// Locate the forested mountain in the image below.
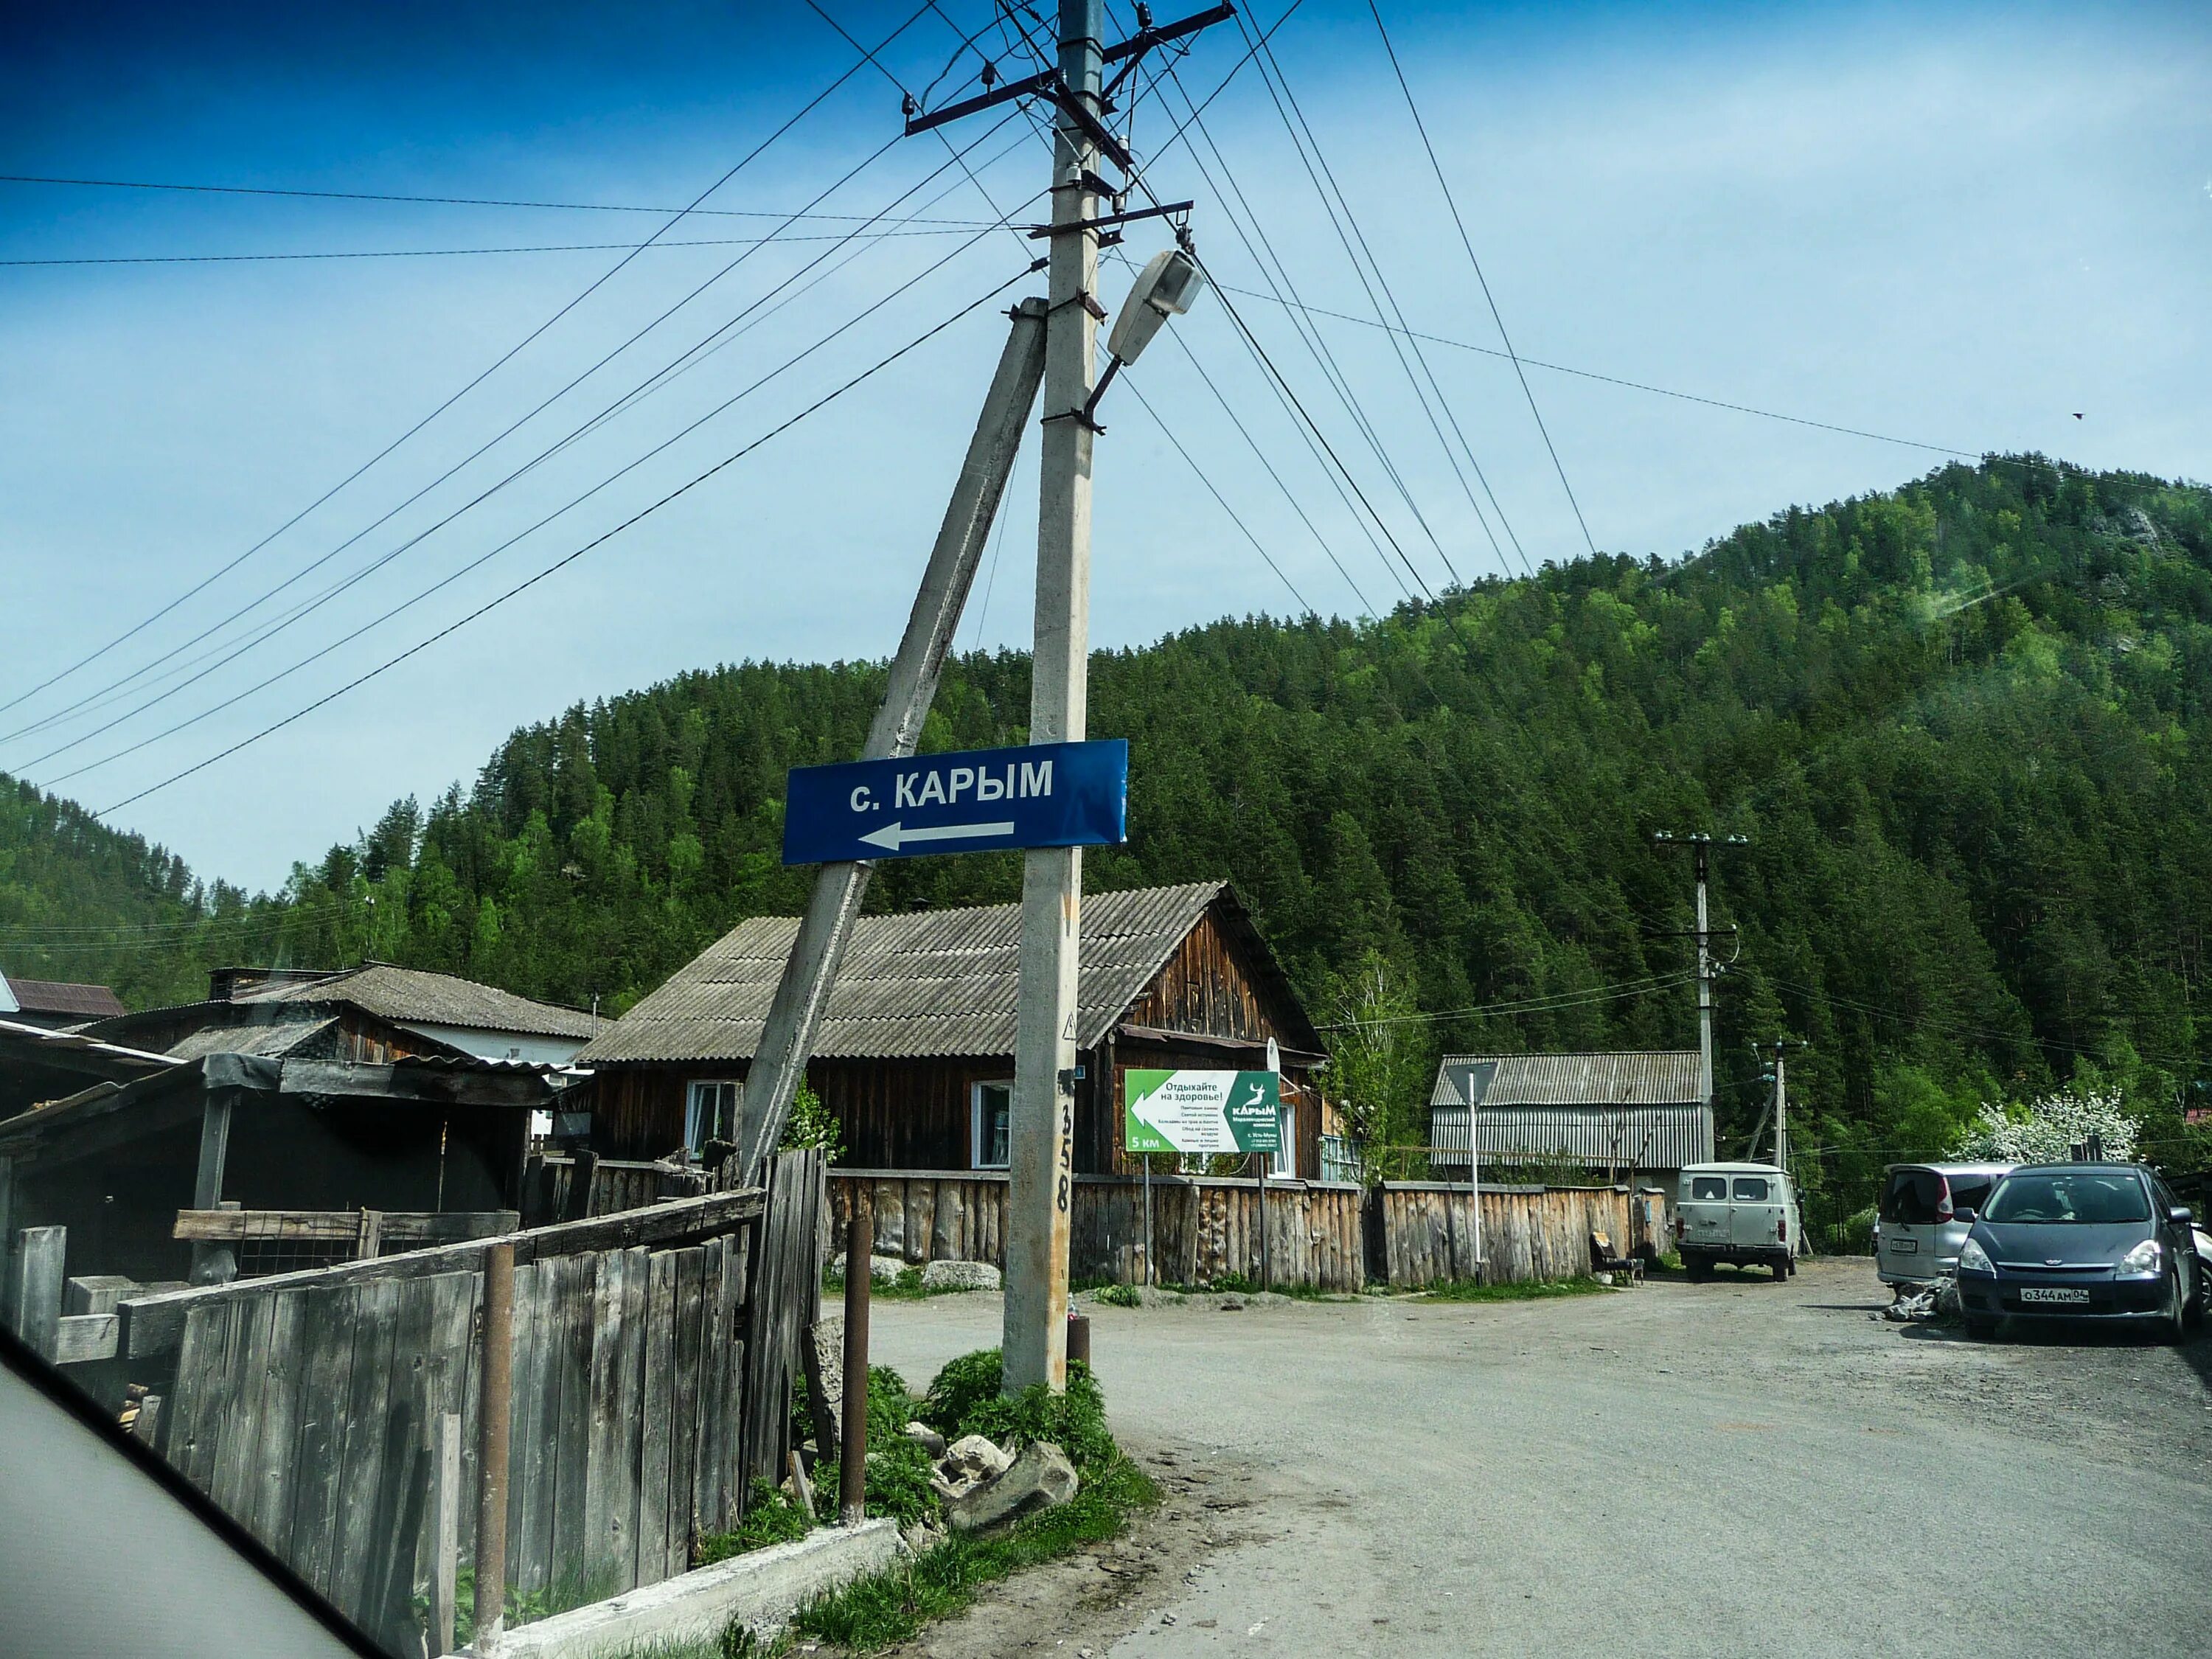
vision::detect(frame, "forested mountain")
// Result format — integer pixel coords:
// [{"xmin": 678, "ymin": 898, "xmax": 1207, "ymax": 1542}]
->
[
  {"xmin": 0, "ymin": 778, "xmax": 285, "ymax": 1009},
  {"xmin": 7, "ymin": 457, "xmax": 2210, "ymax": 1209}
]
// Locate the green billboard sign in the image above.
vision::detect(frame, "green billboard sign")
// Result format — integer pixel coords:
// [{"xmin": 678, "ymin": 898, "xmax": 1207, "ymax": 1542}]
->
[{"xmin": 1123, "ymin": 1069, "xmax": 1281, "ymax": 1156}]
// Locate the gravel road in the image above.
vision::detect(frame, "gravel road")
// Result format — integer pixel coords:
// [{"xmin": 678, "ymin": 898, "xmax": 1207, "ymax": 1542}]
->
[{"xmin": 863, "ymin": 1259, "xmax": 2212, "ymax": 1658}]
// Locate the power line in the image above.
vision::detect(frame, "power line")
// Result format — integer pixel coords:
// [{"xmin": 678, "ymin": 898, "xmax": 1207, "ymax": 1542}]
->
[
  {"xmin": 0, "ymin": 1, "xmax": 939, "ymax": 724},
  {"xmin": 94, "ymin": 262, "xmax": 1040, "ymax": 818},
  {"xmin": 5, "ymin": 120, "xmax": 1027, "ymax": 763},
  {"xmin": 1367, "ymin": 0, "xmax": 1600, "ymax": 560},
  {"xmin": 0, "ymin": 223, "xmax": 995, "ymax": 267},
  {"xmin": 0, "ymin": 171, "xmax": 987, "ymax": 222},
  {"xmin": 38, "ymin": 196, "xmax": 1046, "ymax": 794},
  {"xmin": 1121, "ymin": 373, "xmax": 1315, "ymax": 614},
  {"xmin": 1240, "ymin": 27, "xmax": 1523, "ymax": 583},
  {"xmin": 1214, "ymin": 285, "xmax": 1986, "ymax": 459},
  {"xmin": 1315, "ymin": 970, "xmax": 1697, "ymax": 1031}
]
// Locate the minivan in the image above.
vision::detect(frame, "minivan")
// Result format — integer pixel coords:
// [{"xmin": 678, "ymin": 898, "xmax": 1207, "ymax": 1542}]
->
[
  {"xmin": 1872, "ymin": 1162, "xmax": 2011, "ymax": 1290},
  {"xmin": 1675, "ymin": 1162, "xmax": 1801, "ymax": 1280}
]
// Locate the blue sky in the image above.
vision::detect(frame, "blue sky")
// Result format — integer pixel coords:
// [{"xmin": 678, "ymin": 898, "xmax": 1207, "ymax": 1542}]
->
[{"xmin": 3, "ymin": 0, "xmax": 2206, "ymax": 892}]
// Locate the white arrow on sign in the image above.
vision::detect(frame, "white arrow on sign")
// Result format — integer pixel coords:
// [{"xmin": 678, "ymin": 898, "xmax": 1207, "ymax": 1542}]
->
[{"xmin": 856, "ymin": 818, "xmax": 1017, "ymax": 852}]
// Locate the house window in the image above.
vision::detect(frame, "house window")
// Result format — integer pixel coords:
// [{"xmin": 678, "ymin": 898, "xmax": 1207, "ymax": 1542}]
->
[
  {"xmin": 972, "ymin": 1080, "xmax": 1013, "ymax": 1169},
  {"xmin": 685, "ymin": 1079, "xmax": 740, "ymax": 1155}
]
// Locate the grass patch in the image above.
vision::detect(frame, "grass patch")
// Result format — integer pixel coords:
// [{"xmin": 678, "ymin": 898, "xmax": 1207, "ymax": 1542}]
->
[
  {"xmin": 695, "ymin": 1482, "xmax": 815, "ymax": 1567},
  {"xmin": 1202, "ymin": 1273, "xmax": 1345, "ymax": 1301},
  {"xmin": 1416, "ymin": 1274, "xmax": 1619, "ymax": 1304},
  {"xmin": 790, "ymin": 1453, "xmax": 1161, "ymax": 1651},
  {"xmin": 1091, "ymin": 1281, "xmax": 1144, "ymax": 1308},
  {"xmin": 788, "ymin": 1346, "xmax": 1158, "ymax": 1651}
]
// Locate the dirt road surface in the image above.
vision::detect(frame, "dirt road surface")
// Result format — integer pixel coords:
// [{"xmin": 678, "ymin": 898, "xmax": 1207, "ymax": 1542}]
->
[{"xmin": 862, "ymin": 1259, "xmax": 2212, "ymax": 1658}]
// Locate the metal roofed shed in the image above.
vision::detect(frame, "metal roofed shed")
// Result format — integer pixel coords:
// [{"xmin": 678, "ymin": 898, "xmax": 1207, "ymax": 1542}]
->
[
  {"xmin": 0, "ymin": 973, "xmax": 128, "ymax": 1029},
  {"xmin": 578, "ymin": 880, "xmax": 1330, "ymax": 1179},
  {"xmin": 83, "ymin": 962, "xmax": 607, "ymax": 1068},
  {"xmin": 1428, "ymin": 1051, "xmax": 1714, "ymax": 1183}
]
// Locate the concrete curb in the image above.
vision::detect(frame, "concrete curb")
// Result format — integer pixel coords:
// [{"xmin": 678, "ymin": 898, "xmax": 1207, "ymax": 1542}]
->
[{"xmin": 476, "ymin": 1520, "xmax": 907, "ymax": 1658}]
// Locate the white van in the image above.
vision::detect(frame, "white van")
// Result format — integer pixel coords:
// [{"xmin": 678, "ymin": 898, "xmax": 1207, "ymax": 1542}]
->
[{"xmin": 1675, "ymin": 1161, "xmax": 1801, "ymax": 1281}]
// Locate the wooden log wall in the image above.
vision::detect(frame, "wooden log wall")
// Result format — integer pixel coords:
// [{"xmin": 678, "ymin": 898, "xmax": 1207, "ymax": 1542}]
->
[
  {"xmin": 825, "ymin": 1169, "xmax": 1366, "ymax": 1293},
  {"xmin": 1372, "ymin": 1183, "xmax": 1632, "ymax": 1287},
  {"xmin": 131, "ymin": 1174, "xmax": 828, "ymax": 1654}
]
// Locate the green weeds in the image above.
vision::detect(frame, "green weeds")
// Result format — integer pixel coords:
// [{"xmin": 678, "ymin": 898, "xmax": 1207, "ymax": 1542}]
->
[{"xmin": 1416, "ymin": 1274, "xmax": 1618, "ymax": 1304}]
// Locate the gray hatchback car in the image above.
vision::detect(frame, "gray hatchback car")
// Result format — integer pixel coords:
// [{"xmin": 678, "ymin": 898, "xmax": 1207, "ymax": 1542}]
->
[{"xmin": 1873, "ymin": 1162, "xmax": 2012, "ymax": 1290}]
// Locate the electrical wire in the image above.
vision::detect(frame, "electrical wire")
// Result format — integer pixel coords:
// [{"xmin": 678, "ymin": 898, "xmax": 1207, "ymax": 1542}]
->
[
  {"xmin": 36, "ymin": 196, "xmax": 1046, "ymax": 793},
  {"xmin": 1238, "ymin": 36, "xmax": 1494, "ymax": 584},
  {"xmin": 1241, "ymin": 30, "xmax": 1532, "ymax": 579},
  {"xmin": 0, "ymin": 223, "xmax": 995, "ymax": 267},
  {"xmin": 1213, "ymin": 286, "xmax": 1988, "ymax": 459},
  {"xmin": 93, "ymin": 262, "xmax": 1041, "ymax": 818},
  {"xmin": 0, "ymin": 171, "xmax": 986, "ymax": 221},
  {"xmin": 1366, "ymin": 0, "xmax": 1599, "ymax": 560},
  {"xmin": 1315, "ymin": 970, "xmax": 1698, "ymax": 1030},
  {"xmin": 4, "ymin": 119, "xmax": 1028, "ymax": 764},
  {"xmin": 1121, "ymin": 372, "xmax": 1315, "ymax": 613},
  {"xmin": 0, "ymin": 1, "xmax": 940, "ymax": 723}
]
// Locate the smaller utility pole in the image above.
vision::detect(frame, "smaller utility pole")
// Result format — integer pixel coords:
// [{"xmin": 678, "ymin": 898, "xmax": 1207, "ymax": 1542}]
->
[
  {"xmin": 1772, "ymin": 1041, "xmax": 1789, "ymax": 1179},
  {"xmin": 1652, "ymin": 832, "xmax": 1747, "ymax": 1145}
]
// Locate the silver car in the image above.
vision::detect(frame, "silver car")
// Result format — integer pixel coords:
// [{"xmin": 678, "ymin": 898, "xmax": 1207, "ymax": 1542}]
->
[{"xmin": 1874, "ymin": 1161, "xmax": 2012, "ymax": 1289}]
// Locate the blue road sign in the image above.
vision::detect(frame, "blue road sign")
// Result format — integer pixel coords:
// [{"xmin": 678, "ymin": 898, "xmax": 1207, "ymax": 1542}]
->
[{"xmin": 782, "ymin": 739, "xmax": 1128, "ymax": 866}]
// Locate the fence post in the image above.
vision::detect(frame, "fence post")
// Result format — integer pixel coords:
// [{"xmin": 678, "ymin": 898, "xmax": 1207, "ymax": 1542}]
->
[
  {"xmin": 11, "ymin": 1226, "xmax": 65, "ymax": 1361},
  {"xmin": 433, "ymin": 1410, "xmax": 462, "ymax": 1655},
  {"xmin": 838, "ymin": 1197, "xmax": 870, "ymax": 1526},
  {"xmin": 474, "ymin": 1242, "xmax": 515, "ymax": 1652},
  {"xmin": 1254, "ymin": 1156, "xmax": 1271, "ymax": 1292},
  {"xmin": 1141, "ymin": 1155, "xmax": 1153, "ymax": 1289}
]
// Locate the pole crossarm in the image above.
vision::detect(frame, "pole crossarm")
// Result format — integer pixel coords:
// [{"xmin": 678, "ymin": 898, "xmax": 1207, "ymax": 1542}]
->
[{"xmin": 904, "ymin": 1, "xmax": 1234, "ymax": 178}]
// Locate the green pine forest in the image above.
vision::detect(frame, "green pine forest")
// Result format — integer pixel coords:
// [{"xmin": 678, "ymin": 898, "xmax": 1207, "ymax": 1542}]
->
[{"xmin": 7, "ymin": 457, "xmax": 2211, "ymax": 1220}]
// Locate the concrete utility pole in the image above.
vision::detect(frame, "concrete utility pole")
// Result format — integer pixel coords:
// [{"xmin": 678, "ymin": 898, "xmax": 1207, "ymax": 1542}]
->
[
  {"xmin": 1772, "ymin": 1040, "xmax": 1788, "ymax": 1178},
  {"xmin": 1004, "ymin": 0, "xmax": 1107, "ymax": 1395},
  {"xmin": 735, "ymin": 301, "xmax": 1048, "ymax": 1181},
  {"xmin": 1652, "ymin": 832, "xmax": 1746, "ymax": 1147}
]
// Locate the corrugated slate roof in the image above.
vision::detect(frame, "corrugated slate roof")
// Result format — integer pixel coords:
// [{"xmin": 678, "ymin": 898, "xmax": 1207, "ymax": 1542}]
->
[
  {"xmin": 2, "ymin": 976, "xmax": 127, "ymax": 1020},
  {"xmin": 234, "ymin": 964, "xmax": 605, "ymax": 1040},
  {"xmin": 581, "ymin": 882, "xmax": 1233, "ymax": 1065},
  {"xmin": 1429, "ymin": 1103, "xmax": 1715, "ymax": 1171},
  {"xmin": 164, "ymin": 1018, "xmax": 336, "ymax": 1062},
  {"xmin": 1429, "ymin": 1051, "xmax": 1703, "ymax": 1109}
]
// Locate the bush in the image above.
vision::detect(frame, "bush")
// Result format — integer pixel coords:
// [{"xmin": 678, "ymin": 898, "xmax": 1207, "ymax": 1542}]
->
[
  {"xmin": 917, "ymin": 1348, "xmax": 1116, "ymax": 1475},
  {"xmin": 917, "ymin": 1347, "xmax": 1006, "ymax": 1439},
  {"xmin": 809, "ymin": 1364, "xmax": 940, "ymax": 1528},
  {"xmin": 1093, "ymin": 1282, "xmax": 1142, "ymax": 1308},
  {"xmin": 695, "ymin": 1482, "xmax": 814, "ymax": 1566},
  {"xmin": 1826, "ymin": 1205, "xmax": 1877, "ymax": 1255}
]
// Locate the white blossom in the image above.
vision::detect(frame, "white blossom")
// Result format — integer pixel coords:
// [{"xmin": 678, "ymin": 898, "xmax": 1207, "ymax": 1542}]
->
[{"xmin": 1954, "ymin": 1089, "xmax": 2138, "ymax": 1164}]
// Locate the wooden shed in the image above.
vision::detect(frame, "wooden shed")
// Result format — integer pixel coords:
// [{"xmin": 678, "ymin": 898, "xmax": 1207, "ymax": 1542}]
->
[{"xmin": 577, "ymin": 880, "xmax": 1329, "ymax": 1178}]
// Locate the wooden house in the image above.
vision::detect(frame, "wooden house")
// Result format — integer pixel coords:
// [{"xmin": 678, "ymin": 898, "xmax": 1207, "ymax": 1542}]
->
[{"xmin": 576, "ymin": 880, "xmax": 1329, "ymax": 1178}]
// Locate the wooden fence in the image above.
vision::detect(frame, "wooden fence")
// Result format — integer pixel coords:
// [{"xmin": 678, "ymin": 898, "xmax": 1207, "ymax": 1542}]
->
[
  {"xmin": 828, "ymin": 1169, "xmax": 1367, "ymax": 1293},
  {"xmin": 523, "ymin": 1152, "xmax": 711, "ymax": 1226},
  {"xmin": 74, "ymin": 1155, "xmax": 823, "ymax": 1654},
  {"xmin": 1368, "ymin": 1182, "xmax": 1632, "ymax": 1287},
  {"xmin": 826, "ymin": 1169, "xmax": 1636, "ymax": 1292}
]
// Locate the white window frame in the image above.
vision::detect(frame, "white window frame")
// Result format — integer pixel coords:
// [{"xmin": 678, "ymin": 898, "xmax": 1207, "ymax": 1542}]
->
[
  {"xmin": 684, "ymin": 1079, "xmax": 742, "ymax": 1155},
  {"xmin": 971, "ymin": 1079, "xmax": 1015, "ymax": 1170}
]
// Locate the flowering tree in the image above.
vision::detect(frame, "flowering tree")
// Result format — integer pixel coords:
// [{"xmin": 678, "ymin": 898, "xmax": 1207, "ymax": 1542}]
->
[{"xmin": 1954, "ymin": 1089, "xmax": 2138, "ymax": 1164}]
